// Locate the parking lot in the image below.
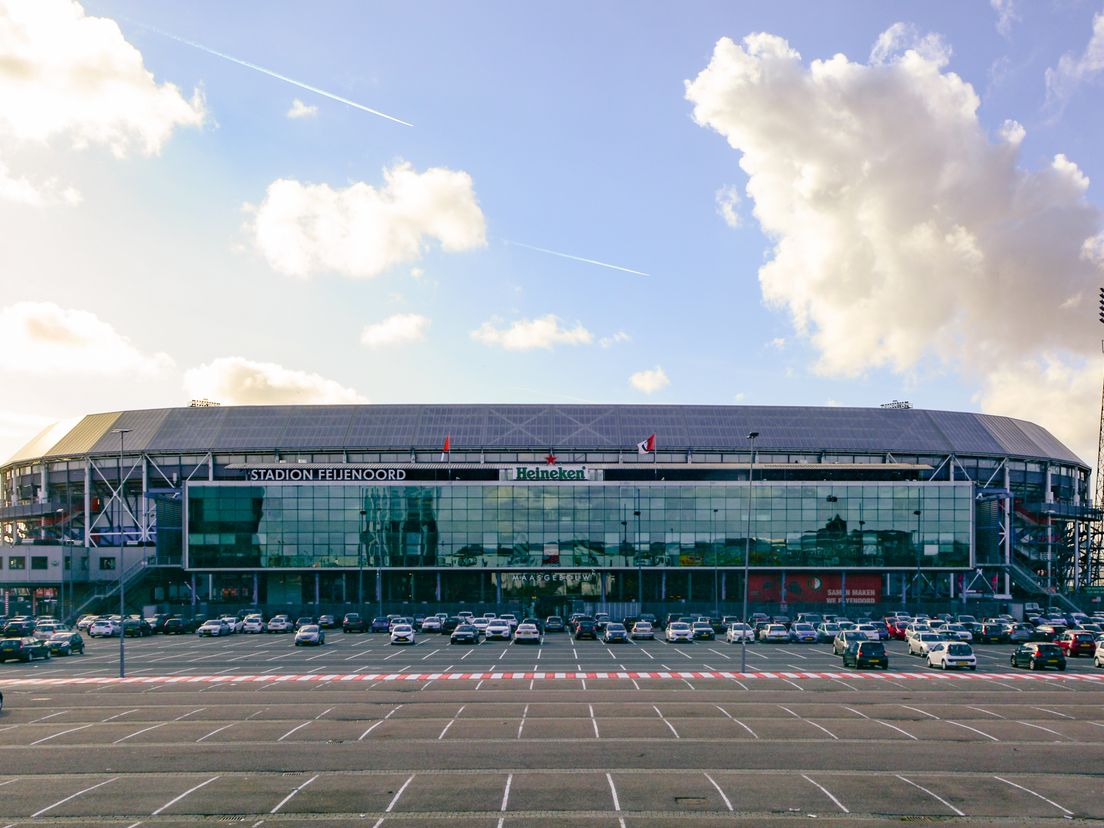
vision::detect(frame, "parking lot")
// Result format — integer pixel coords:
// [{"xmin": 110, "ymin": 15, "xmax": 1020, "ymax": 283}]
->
[{"xmin": 1, "ymin": 631, "xmax": 1103, "ymax": 824}]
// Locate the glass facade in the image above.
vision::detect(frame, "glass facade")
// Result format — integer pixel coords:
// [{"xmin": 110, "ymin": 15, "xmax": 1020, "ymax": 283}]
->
[{"xmin": 186, "ymin": 481, "xmax": 973, "ymax": 570}]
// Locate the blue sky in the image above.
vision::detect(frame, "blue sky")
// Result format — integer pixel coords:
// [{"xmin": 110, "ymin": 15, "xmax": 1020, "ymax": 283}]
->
[{"xmin": 1, "ymin": 1, "xmax": 1102, "ymax": 463}]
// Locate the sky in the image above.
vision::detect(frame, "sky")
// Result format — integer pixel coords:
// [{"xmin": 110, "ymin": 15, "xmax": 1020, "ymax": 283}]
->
[{"xmin": 1, "ymin": 0, "xmax": 1103, "ymax": 466}]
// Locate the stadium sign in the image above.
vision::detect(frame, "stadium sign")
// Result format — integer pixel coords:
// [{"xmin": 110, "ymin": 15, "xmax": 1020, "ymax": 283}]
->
[
  {"xmin": 247, "ymin": 467, "xmax": 408, "ymax": 482},
  {"xmin": 508, "ymin": 466, "xmax": 592, "ymax": 481}
]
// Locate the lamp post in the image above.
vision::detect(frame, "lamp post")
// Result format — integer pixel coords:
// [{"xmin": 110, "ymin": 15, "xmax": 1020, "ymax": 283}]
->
[
  {"xmin": 913, "ymin": 508, "xmax": 922, "ymax": 611},
  {"xmin": 634, "ymin": 499, "xmax": 642, "ymax": 611},
  {"xmin": 358, "ymin": 509, "xmax": 367, "ymax": 618},
  {"xmin": 111, "ymin": 427, "xmax": 131, "ymax": 678},
  {"xmin": 55, "ymin": 508, "xmax": 64, "ymax": 621},
  {"xmin": 741, "ymin": 431, "xmax": 759, "ymax": 674},
  {"xmin": 712, "ymin": 507, "xmax": 719, "ymax": 619}
]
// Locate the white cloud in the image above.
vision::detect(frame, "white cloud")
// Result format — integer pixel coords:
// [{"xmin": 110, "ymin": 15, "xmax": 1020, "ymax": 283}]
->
[
  {"xmin": 685, "ymin": 31, "xmax": 1103, "ymax": 382},
  {"xmin": 599, "ymin": 331, "xmax": 631, "ymax": 348},
  {"xmin": 471, "ymin": 315, "xmax": 593, "ymax": 351},
  {"xmin": 0, "ymin": 158, "xmax": 81, "ymax": 206},
  {"xmin": 715, "ymin": 185, "xmax": 742, "ymax": 228},
  {"xmin": 1046, "ymin": 11, "xmax": 1104, "ymax": 110},
  {"xmin": 183, "ymin": 356, "xmax": 367, "ymax": 405},
  {"xmin": 629, "ymin": 365, "xmax": 669, "ymax": 394},
  {"xmin": 0, "ymin": 0, "xmax": 206, "ymax": 155},
  {"xmin": 360, "ymin": 313, "xmax": 430, "ymax": 348},
  {"xmin": 990, "ymin": 0, "xmax": 1019, "ymax": 36},
  {"xmin": 250, "ymin": 160, "xmax": 486, "ymax": 279},
  {"xmin": 0, "ymin": 301, "xmax": 172, "ymax": 375},
  {"xmin": 977, "ymin": 355, "xmax": 1097, "ymax": 465},
  {"xmin": 768, "ymin": 337, "xmax": 786, "ymax": 350},
  {"xmin": 286, "ymin": 98, "xmax": 318, "ymax": 119},
  {"xmin": 869, "ymin": 22, "xmax": 950, "ymax": 66}
]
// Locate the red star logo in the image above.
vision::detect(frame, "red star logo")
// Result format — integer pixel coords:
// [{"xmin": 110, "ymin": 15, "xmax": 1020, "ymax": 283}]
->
[{"xmin": 545, "ymin": 453, "xmax": 557, "ymax": 465}]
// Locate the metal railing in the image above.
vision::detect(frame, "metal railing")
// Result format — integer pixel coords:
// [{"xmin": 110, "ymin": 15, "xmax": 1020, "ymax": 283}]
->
[{"xmin": 70, "ymin": 556, "xmax": 152, "ymax": 619}]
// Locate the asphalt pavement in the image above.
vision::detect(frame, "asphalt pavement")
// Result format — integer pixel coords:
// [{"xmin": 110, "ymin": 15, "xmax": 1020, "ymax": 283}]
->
[{"xmin": 0, "ymin": 631, "xmax": 1102, "ymax": 825}]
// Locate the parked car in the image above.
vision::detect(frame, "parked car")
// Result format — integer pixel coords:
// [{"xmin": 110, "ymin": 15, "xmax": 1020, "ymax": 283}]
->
[
  {"xmin": 842, "ymin": 640, "xmax": 887, "ymax": 669},
  {"xmin": 691, "ymin": 622, "xmax": 715, "ymax": 641},
  {"xmin": 908, "ymin": 633, "xmax": 948, "ymax": 657},
  {"xmin": 974, "ymin": 623, "xmax": 1006, "ymax": 644},
  {"xmin": 89, "ymin": 619, "xmax": 120, "ymax": 638},
  {"xmin": 725, "ymin": 623, "xmax": 755, "ymax": 643},
  {"xmin": 390, "ymin": 624, "xmax": 415, "ymax": 645},
  {"xmin": 665, "ymin": 622, "xmax": 692, "ymax": 643},
  {"xmin": 604, "ymin": 623, "xmax": 629, "ymax": 643},
  {"xmin": 293, "ymin": 617, "xmax": 315, "ymax": 631},
  {"xmin": 514, "ymin": 623, "xmax": 541, "ymax": 644},
  {"xmin": 1010, "ymin": 643, "xmax": 1066, "ymax": 671},
  {"xmin": 242, "ymin": 615, "xmax": 266, "ymax": 634},
  {"xmin": 1095, "ymin": 640, "xmax": 1104, "ymax": 668},
  {"xmin": 0, "ymin": 637, "xmax": 50, "ymax": 662},
  {"xmin": 485, "ymin": 620, "xmax": 513, "ymax": 641},
  {"xmin": 369, "ymin": 616, "xmax": 391, "ymax": 634},
  {"xmin": 294, "ymin": 624, "xmax": 325, "ymax": 646},
  {"xmin": 450, "ymin": 624, "xmax": 479, "ymax": 645},
  {"xmin": 162, "ymin": 618, "xmax": 186, "ymax": 635},
  {"xmin": 266, "ymin": 616, "xmax": 293, "ymax": 634},
  {"xmin": 46, "ymin": 631, "xmax": 85, "ymax": 656},
  {"xmin": 759, "ymin": 624, "xmax": 790, "ymax": 643},
  {"xmin": 631, "ymin": 621, "xmax": 655, "ymax": 640},
  {"xmin": 574, "ymin": 620, "xmax": 598, "ymax": 640},
  {"xmin": 1056, "ymin": 630, "xmax": 1097, "ymax": 658},
  {"xmin": 440, "ymin": 617, "xmax": 461, "ymax": 634},
  {"xmin": 123, "ymin": 619, "xmax": 152, "ymax": 638},
  {"xmin": 218, "ymin": 616, "xmax": 243, "ymax": 634},
  {"xmin": 544, "ymin": 616, "xmax": 565, "ymax": 633},
  {"xmin": 833, "ymin": 631, "xmax": 868, "ymax": 655},
  {"xmin": 789, "ymin": 623, "xmax": 817, "ymax": 643},
  {"xmin": 316, "ymin": 615, "xmax": 335, "ymax": 629},
  {"xmin": 421, "ymin": 617, "xmax": 443, "ymax": 633},
  {"xmin": 197, "ymin": 619, "xmax": 230, "ymax": 637},
  {"xmin": 927, "ymin": 642, "xmax": 976, "ymax": 670},
  {"xmin": 943, "ymin": 623, "xmax": 973, "ymax": 642}
]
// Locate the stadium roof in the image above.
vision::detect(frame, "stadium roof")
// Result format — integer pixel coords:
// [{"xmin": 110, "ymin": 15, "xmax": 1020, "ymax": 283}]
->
[{"xmin": 4, "ymin": 404, "xmax": 1086, "ymax": 468}]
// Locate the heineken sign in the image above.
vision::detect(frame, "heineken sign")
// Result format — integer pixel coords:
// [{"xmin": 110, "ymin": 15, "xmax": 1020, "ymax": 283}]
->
[{"xmin": 509, "ymin": 466, "xmax": 592, "ymax": 481}]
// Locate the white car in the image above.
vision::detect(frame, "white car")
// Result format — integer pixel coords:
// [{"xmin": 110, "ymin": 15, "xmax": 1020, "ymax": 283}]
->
[
  {"xmin": 631, "ymin": 621, "xmax": 655, "ymax": 640},
  {"xmin": 219, "ymin": 616, "xmax": 243, "ymax": 634},
  {"xmin": 665, "ymin": 622, "xmax": 692, "ymax": 642},
  {"xmin": 1095, "ymin": 640, "xmax": 1104, "ymax": 668},
  {"xmin": 499, "ymin": 613, "xmax": 519, "ymax": 630},
  {"xmin": 725, "ymin": 623, "xmax": 755, "ymax": 643},
  {"xmin": 908, "ymin": 632, "xmax": 947, "ymax": 656},
  {"xmin": 390, "ymin": 624, "xmax": 415, "ymax": 645},
  {"xmin": 471, "ymin": 617, "xmax": 491, "ymax": 636},
  {"xmin": 267, "ymin": 616, "xmax": 292, "ymax": 633},
  {"xmin": 197, "ymin": 620, "xmax": 230, "ymax": 637},
  {"xmin": 294, "ymin": 624, "xmax": 325, "ymax": 646},
  {"xmin": 513, "ymin": 623, "xmax": 541, "ymax": 644},
  {"xmin": 89, "ymin": 619, "xmax": 120, "ymax": 638},
  {"xmin": 943, "ymin": 624, "xmax": 973, "ymax": 642},
  {"xmin": 927, "ymin": 641, "xmax": 977, "ymax": 670},
  {"xmin": 759, "ymin": 624, "xmax": 790, "ymax": 643},
  {"xmin": 420, "ymin": 617, "xmax": 442, "ymax": 633},
  {"xmin": 485, "ymin": 620, "xmax": 512, "ymax": 640},
  {"xmin": 242, "ymin": 615, "xmax": 265, "ymax": 634},
  {"xmin": 855, "ymin": 624, "xmax": 880, "ymax": 640}
]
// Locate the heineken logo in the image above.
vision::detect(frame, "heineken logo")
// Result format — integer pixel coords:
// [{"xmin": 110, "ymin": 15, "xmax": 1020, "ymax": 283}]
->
[{"xmin": 511, "ymin": 466, "xmax": 589, "ymax": 481}]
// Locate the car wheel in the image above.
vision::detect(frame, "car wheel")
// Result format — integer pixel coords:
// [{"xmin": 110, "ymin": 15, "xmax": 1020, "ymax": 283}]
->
[
  {"xmin": 927, "ymin": 659, "xmax": 934, "ymax": 668},
  {"xmin": 969, "ymin": 665, "xmax": 976, "ymax": 671},
  {"xmin": 1058, "ymin": 665, "xmax": 1066, "ymax": 672}
]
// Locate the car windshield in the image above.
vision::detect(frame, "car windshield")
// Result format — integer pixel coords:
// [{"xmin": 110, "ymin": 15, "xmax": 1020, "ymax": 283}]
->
[
  {"xmin": 299, "ymin": 626, "xmax": 319, "ymax": 633},
  {"xmin": 607, "ymin": 624, "xmax": 625, "ymax": 632},
  {"xmin": 635, "ymin": 622, "xmax": 652, "ymax": 628},
  {"xmin": 857, "ymin": 644, "xmax": 884, "ymax": 654},
  {"xmin": 670, "ymin": 623, "xmax": 690, "ymax": 630},
  {"xmin": 793, "ymin": 624, "xmax": 813, "ymax": 631},
  {"xmin": 48, "ymin": 633, "xmax": 70, "ymax": 640},
  {"xmin": 455, "ymin": 625, "xmax": 475, "ymax": 633},
  {"xmin": 1036, "ymin": 644, "xmax": 1062, "ymax": 654},
  {"xmin": 947, "ymin": 644, "xmax": 972, "ymax": 655},
  {"xmin": 393, "ymin": 625, "xmax": 412, "ymax": 633}
]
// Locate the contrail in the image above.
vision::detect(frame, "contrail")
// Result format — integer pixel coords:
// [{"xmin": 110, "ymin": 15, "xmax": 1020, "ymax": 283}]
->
[
  {"xmin": 505, "ymin": 240, "xmax": 649, "ymax": 277},
  {"xmin": 125, "ymin": 19, "xmax": 413, "ymax": 127}
]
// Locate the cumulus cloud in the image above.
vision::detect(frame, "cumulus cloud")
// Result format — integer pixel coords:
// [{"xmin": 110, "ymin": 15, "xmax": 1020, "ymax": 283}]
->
[
  {"xmin": 685, "ymin": 29, "xmax": 1104, "ymax": 462},
  {"xmin": 286, "ymin": 98, "xmax": 318, "ymax": 119},
  {"xmin": 599, "ymin": 331, "xmax": 631, "ymax": 348},
  {"xmin": 629, "ymin": 366, "xmax": 669, "ymax": 394},
  {"xmin": 250, "ymin": 160, "xmax": 486, "ymax": 279},
  {"xmin": 184, "ymin": 357, "xmax": 367, "ymax": 405},
  {"xmin": 1046, "ymin": 11, "xmax": 1104, "ymax": 109},
  {"xmin": 0, "ymin": 158, "xmax": 81, "ymax": 206},
  {"xmin": 360, "ymin": 313, "xmax": 430, "ymax": 348},
  {"xmin": 715, "ymin": 185, "xmax": 742, "ymax": 228},
  {"xmin": 471, "ymin": 315, "xmax": 593, "ymax": 351},
  {"xmin": 0, "ymin": 301, "xmax": 172, "ymax": 375},
  {"xmin": 0, "ymin": 0, "xmax": 205, "ymax": 154}
]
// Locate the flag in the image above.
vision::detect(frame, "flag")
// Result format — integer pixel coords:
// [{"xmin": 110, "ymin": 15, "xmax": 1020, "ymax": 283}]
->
[
  {"xmin": 636, "ymin": 433, "xmax": 655, "ymax": 454},
  {"xmin": 440, "ymin": 434, "xmax": 450, "ymax": 462}
]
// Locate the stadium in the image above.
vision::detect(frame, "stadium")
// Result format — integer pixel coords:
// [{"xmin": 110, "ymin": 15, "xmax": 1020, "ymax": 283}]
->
[{"xmin": 0, "ymin": 403, "xmax": 1098, "ymax": 620}]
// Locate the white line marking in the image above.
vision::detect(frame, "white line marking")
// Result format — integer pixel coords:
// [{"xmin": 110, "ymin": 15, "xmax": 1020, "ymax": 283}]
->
[
  {"xmin": 968, "ymin": 706, "xmax": 1004, "ymax": 718},
  {"xmin": 196, "ymin": 723, "xmax": 235, "ymax": 743},
  {"xmin": 501, "ymin": 773, "xmax": 512, "ymax": 811},
  {"xmin": 278, "ymin": 721, "xmax": 311, "ymax": 742},
  {"xmin": 174, "ymin": 708, "xmax": 206, "ymax": 721},
  {"xmin": 1016, "ymin": 721, "xmax": 1066, "ymax": 738},
  {"xmin": 704, "ymin": 772, "xmax": 733, "ymax": 811},
  {"xmin": 385, "ymin": 773, "xmax": 415, "ymax": 812},
  {"xmin": 358, "ymin": 721, "xmax": 384, "ymax": 740},
  {"xmin": 29, "ymin": 710, "xmax": 69, "ymax": 723},
  {"xmin": 32, "ymin": 777, "xmax": 118, "ymax": 817},
  {"xmin": 875, "ymin": 720, "xmax": 917, "ymax": 740},
  {"xmin": 589, "ymin": 704, "xmax": 600, "ymax": 738},
  {"xmin": 31, "ymin": 723, "xmax": 92, "ymax": 745},
  {"xmin": 653, "ymin": 704, "xmax": 680, "ymax": 738},
  {"xmin": 151, "ymin": 775, "xmax": 220, "ymax": 815},
  {"xmin": 1033, "ymin": 706, "xmax": 1074, "ymax": 719},
  {"xmin": 994, "ymin": 775, "xmax": 1073, "ymax": 815},
  {"xmin": 314, "ymin": 707, "xmax": 333, "ymax": 720},
  {"xmin": 804, "ymin": 720, "xmax": 839, "ymax": 740},
  {"xmin": 895, "ymin": 774, "xmax": 965, "ymax": 816},
  {"xmin": 518, "ymin": 704, "xmax": 528, "ymax": 739},
  {"xmin": 901, "ymin": 704, "xmax": 939, "ymax": 719},
  {"xmin": 270, "ymin": 773, "xmax": 318, "ymax": 814},
  {"xmin": 802, "ymin": 774, "xmax": 849, "ymax": 813},
  {"xmin": 606, "ymin": 772, "xmax": 621, "ymax": 811},
  {"xmin": 947, "ymin": 720, "xmax": 1000, "ymax": 741},
  {"xmin": 102, "ymin": 709, "xmax": 139, "ymax": 722},
  {"xmin": 843, "ymin": 706, "xmax": 869, "ymax": 719},
  {"xmin": 714, "ymin": 705, "xmax": 759, "ymax": 738},
  {"xmin": 113, "ymin": 722, "xmax": 167, "ymax": 744}
]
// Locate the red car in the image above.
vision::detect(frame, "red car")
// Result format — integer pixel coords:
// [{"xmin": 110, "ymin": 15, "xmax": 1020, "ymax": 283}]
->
[
  {"xmin": 888, "ymin": 621, "xmax": 910, "ymax": 641},
  {"xmin": 1056, "ymin": 630, "xmax": 1096, "ymax": 657}
]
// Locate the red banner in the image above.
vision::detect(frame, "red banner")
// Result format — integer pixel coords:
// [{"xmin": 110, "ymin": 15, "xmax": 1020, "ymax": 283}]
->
[{"xmin": 749, "ymin": 573, "xmax": 882, "ymax": 604}]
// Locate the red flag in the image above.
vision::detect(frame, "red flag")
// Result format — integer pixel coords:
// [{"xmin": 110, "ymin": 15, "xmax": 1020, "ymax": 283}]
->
[
  {"xmin": 440, "ymin": 434, "xmax": 451, "ymax": 462},
  {"xmin": 636, "ymin": 433, "xmax": 656, "ymax": 454}
]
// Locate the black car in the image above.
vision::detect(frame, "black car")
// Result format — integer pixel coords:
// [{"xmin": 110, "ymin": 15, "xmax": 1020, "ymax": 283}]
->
[
  {"xmin": 1, "ymin": 621, "xmax": 34, "ymax": 638},
  {"xmin": 123, "ymin": 619, "xmax": 152, "ymax": 637},
  {"xmin": 294, "ymin": 617, "xmax": 314, "ymax": 631},
  {"xmin": 450, "ymin": 624, "xmax": 479, "ymax": 645},
  {"xmin": 1010, "ymin": 643, "xmax": 1067, "ymax": 671},
  {"xmin": 342, "ymin": 613, "xmax": 366, "ymax": 633},
  {"xmin": 544, "ymin": 616, "xmax": 565, "ymax": 633},
  {"xmin": 369, "ymin": 616, "xmax": 391, "ymax": 633},
  {"xmin": 843, "ymin": 640, "xmax": 888, "ymax": 669},
  {"xmin": 691, "ymin": 623, "xmax": 716, "ymax": 641},
  {"xmin": 440, "ymin": 617, "xmax": 461, "ymax": 634},
  {"xmin": 162, "ymin": 618, "xmax": 186, "ymax": 635},
  {"xmin": 0, "ymin": 637, "xmax": 51, "ymax": 662},
  {"xmin": 46, "ymin": 631, "xmax": 85, "ymax": 655},
  {"xmin": 521, "ymin": 617, "xmax": 543, "ymax": 632},
  {"xmin": 574, "ymin": 620, "xmax": 597, "ymax": 640},
  {"xmin": 975, "ymin": 623, "xmax": 1007, "ymax": 644},
  {"xmin": 317, "ymin": 615, "xmax": 336, "ymax": 629}
]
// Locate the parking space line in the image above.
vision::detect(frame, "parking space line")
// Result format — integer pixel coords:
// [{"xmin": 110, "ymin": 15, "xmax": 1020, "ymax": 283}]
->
[
  {"xmin": 29, "ymin": 710, "xmax": 69, "ymax": 723},
  {"xmin": 31, "ymin": 723, "xmax": 92, "ymax": 745},
  {"xmin": 875, "ymin": 720, "xmax": 917, "ymax": 740},
  {"xmin": 101, "ymin": 709, "xmax": 139, "ymax": 722},
  {"xmin": 314, "ymin": 707, "xmax": 334, "ymax": 720},
  {"xmin": 703, "ymin": 772, "xmax": 733, "ymax": 810},
  {"xmin": 589, "ymin": 704, "xmax": 600, "ymax": 738},
  {"xmin": 994, "ymin": 776, "xmax": 1073, "ymax": 815},
  {"xmin": 606, "ymin": 772, "xmax": 621, "ymax": 810},
  {"xmin": 895, "ymin": 775, "xmax": 965, "ymax": 816},
  {"xmin": 947, "ymin": 721, "xmax": 1000, "ymax": 741},
  {"xmin": 843, "ymin": 706, "xmax": 869, "ymax": 719},
  {"xmin": 500, "ymin": 772, "xmax": 512, "ymax": 811},
  {"xmin": 901, "ymin": 704, "xmax": 939, "ymax": 719},
  {"xmin": 270, "ymin": 773, "xmax": 319, "ymax": 814},
  {"xmin": 780, "ymin": 678, "xmax": 805, "ymax": 691},
  {"xmin": 714, "ymin": 705, "xmax": 758, "ymax": 738},
  {"xmin": 113, "ymin": 722, "xmax": 167, "ymax": 744},
  {"xmin": 384, "ymin": 773, "xmax": 415, "ymax": 813},
  {"xmin": 802, "ymin": 774, "xmax": 849, "ymax": 813},
  {"xmin": 31, "ymin": 777, "xmax": 118, "ymax": 818},
  {"xmin": 517, "ymin": 704, "xmax": 528, "ymax": 739},
  {"xmin": 174, "ymin": 707, "xmax": 207, "ymax": 721},
  {"xmin": 968, "ymin": 706, "xmax": 1004, "ymax": 718},
  {"xmin": 437, "ymin": 704, "xmax": 465, "ymax": 740},
  {"xmin": 1016, "ymin": 721, "xmax": 1067, "ymax": 739},
  {"xmin": 278, "ymin": 721, "xmax": 312, "ymax": 742},
  {"xmin": 196, "ymin": 723, "xmax": 235, "ymax": 742},
  {"xmin": 151, "ymin": 775, "xmax": 220, "ymax": 815},
  {"xmin": 652, "ymin": 705, "xmax": 680, "ymax": 738},
  {"xmin": 359, "ymin": 721, "xmax": 384, "ymax": 740},
  {"xmin": 1033, "ymin": 706, "xmax": 1074, "ymax": 719}
]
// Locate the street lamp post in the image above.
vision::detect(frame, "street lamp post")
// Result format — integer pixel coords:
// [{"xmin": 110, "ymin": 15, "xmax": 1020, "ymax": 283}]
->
[
  {"xmin": 913, "ymin": 508, "xmax": 922, "ymax": 611},
  {"xmin": 55, "ymin": 508, "xmax": 64, "ymax": 621},
  {"xmin": 634, "ymin": 500, "xmax": 642, "ymax": 611},
  {"xmin": 741, "ymin": 431, "xmax": 759, "ymax": 674},
  {"xmin": 111, "ymin": 427, "xmax": 131, "ymax": 679},
  {"xmin": 358, "ymin": 509, "xmax": 367, "ymax": 618},
  {"xmin": 712, "ymin": 508, "xmax": 719, "ymax": 619}
]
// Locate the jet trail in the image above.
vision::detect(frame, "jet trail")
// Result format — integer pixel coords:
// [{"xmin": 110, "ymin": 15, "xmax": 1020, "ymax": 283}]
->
[
  {"xmin": 127, "ymin": 20, "xmax": 413, "ymax": 127},
  {"xmin": 505, "ymin": 240, "xmax": 649, "ymax": 277}
]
